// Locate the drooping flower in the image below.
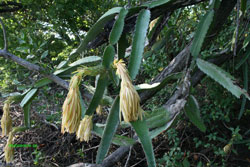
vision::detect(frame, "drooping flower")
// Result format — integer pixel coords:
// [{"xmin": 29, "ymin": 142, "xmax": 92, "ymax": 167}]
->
[
  {"xmin": 1, "ymin": 101, "xmax": 12, "ymax": 136},
  {"xmin": 113, "ymin": 59, "xmax": 143, "ymax": 122},
  {"xmin": 76, "ymin": 115, "xmax": 93, "ymax": 142},
  {"xmin": 4, "ymin": 131, "xmax": 14, "ymax": 163},
  {"xmin": 61, "ymin": 73, "xmax": 82, "ymax": 134}
]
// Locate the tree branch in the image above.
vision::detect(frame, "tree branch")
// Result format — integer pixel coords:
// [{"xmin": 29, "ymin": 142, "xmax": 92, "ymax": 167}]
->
[
  {"xmin": 0, "ymin": 49, "xmax": 69, "ymax": 90},
  {"xmin": 86, "ymin": 0, "xmax": 207, "ymax": 50}
]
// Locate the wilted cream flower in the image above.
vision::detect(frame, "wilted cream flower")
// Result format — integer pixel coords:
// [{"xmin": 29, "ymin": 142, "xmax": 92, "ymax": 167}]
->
[
  {"xmin": 76, "ymin": 115, "xmax": 93, "ymax": 142},
  {"xmin": 96, "ymin": 105, "xmax": 102, "ymax": 116},
  {"xmin": 1, "ymin": 102, "xmax": 12, "ymax": 137},
  {"xmin": 113, "ymin": 59, "xmax": 143, "ymax": 122},
  {"xmin": 4, "ymin": 131, "xmax": 14, "ymax": 163},
  {"xmin": 223, "ymin": 143, "xmax": 232, "ymax": 154},
  {"xmin": 61, "ymin": 74, "xmax": 82, "ymax": 134}
]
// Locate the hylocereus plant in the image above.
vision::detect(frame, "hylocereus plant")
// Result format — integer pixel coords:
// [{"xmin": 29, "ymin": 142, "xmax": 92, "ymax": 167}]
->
[{"xmin": 1, "ymin": 0, "xmax": 250, "ymax": 166}]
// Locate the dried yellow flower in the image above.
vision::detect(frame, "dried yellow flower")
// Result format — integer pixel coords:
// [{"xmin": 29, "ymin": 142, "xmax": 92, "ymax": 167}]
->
[
  {"xmin": 4, "ymin": 132, "xmax": 14, "ymax": 163},
  {"xmin": 76, "ymin": 115, "xmax": 93, "ymax": 142},
  {"xmin": 1, "ymin": 102, "xmax": 12, "ymax": 137},
  {"xmin": 96, "ymin": 105, "xmax": 102, "ymax": 116},
  {"xmin": 114, "ymin": 59, "xmax": 143, "ymax": 122},
  {"xmin": 61, "ymin": 74, "xmax": 82, "ymax": 134}
]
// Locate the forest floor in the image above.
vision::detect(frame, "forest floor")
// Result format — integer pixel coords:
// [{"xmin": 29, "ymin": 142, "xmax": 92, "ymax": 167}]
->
[
  {"xmin": 0, "ymin": 93, "xmax": 250, "ymax": 167},
  {"xmin": 0, "ymin": 99, "xmax": 162, "ymax": 167}
]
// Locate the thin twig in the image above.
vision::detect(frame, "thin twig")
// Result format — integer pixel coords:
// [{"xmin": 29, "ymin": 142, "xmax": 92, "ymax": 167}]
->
[
  {"xmin": 0, "ymin": 17, "xmax": 8, "ymax": 50},
  {"xmin": 190, "ymin": 152, "xmax": 211, "ymax": 163},
  {"xmin": 124, "ymin": 146, "xmax": 132, "ymax": 167},
  {"xmin": 130, "ymin": 157, "xmax": 146, "ymax": 167}
]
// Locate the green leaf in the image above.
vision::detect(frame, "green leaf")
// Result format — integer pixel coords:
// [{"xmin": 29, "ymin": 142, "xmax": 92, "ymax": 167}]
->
[
  {"xmin": 69, "ymin": 56, "xmax": 101, "ymax": 67},
  {"xmin": 197, "ymin": 58, "xmax": 250, "ymax": 100},
  {"xmin": 102, "ymin": 45, "xmax": 115, "ymax": 69},
  {"xmin": 235, "ymin": 45, "xmax": 250, "ymax": 69},
  {"xmin": 118, "ymin": 34, "xmax": 129, "ymax": 60},
  {"xmin": 146, "ymin": 107, "xmax": 171, "ymax": 129},
  {"xmin": 41, "ymin": 50, "xmax": 49, "ymax": 59},
  {"xmin": 190, "ymin": 10, "xmax": 214, "ymax": 59},
  {"xmin": 131, "ymin": 119, "xmax": 156, "ymax": 167},
  {"xmin": 136, "ymin": 72, "xmax": 182, "ymax": 93},
  {"xmin": 34, "ymin": 78, "xmax": 52, "ymax": 88},
  {"xmin": 85, "ymin": 77, "xmax": 108, "ymax": 116},
  {"xmin": 84, "ymin": 44, "xmax": 115, "ymax": 115},
  {"xmin": 109, "ymin": 8, "xmax": 128, "ymax": 45},
  {"xmin": 183, "ymin": 158, "xmax": 190, "ymax": 167},
  {"xmin": 238, "ymin": 62, "xmax": 248, "ymax": 120},
  {"xmin": 73, "ymin": 7, "xmax": 122, "ymax": 55},
  {"xmin": 23, "ymin": 102, "xmax": 31, "ymax": 128},
  {"xmin": 20, "ymin": 88, "xmax": 38, "ymax": 108},
  {"xmin": 93, "ymin": 125, "xmax": 135, "ymax": 146},
  {"xmin": 241, "ymin": 0, "xmax": 247, "ymax": 14},
  {"xmin": 184, "ymin": 95, "xmax": 206, "ymax": 132},
  {"xmin": 54, "ymin": 56, "xmax": 101, "ymax": 75},
  {"xmin": 112, "ymin": 135, "xmax": 136, "ymax": 146},
  {"xmin": 21, "ymin": 88, "xmax": 38, "ymax": 128},
  {"xmin": 243, "ymin": 35, "xmax": 250, "ymax": 49},
  {"xmin": 151, "ymin": 38, "xmax": 166, "ymax": 51},
  {"xmin": 56, "ymin": 60, "xmax": 68, "ymax": 69},
  {"xmin": 210, "ymin": 0, "xmax": 221, "ymax": 10},
  {"xmin": 149, "ymin": 118, "xmax": 176, "ymax": 139},
  {"xmin": 16, "ymin": 46, "xmax": 29, "ymax": 53},
  {"xmin": 79, "ymin": 93, "xmax": 87, "ymax": 119},
  {"xmin": 128, "ymin": 9, "xmax": 151, "ymax": 80},
  {"xmin": 96, "ymin": 97, "xmax": 120, "ymax": 163},
  {"xmin": 143, "ymin": 0, "xmax": 172, "ymax": 9}
]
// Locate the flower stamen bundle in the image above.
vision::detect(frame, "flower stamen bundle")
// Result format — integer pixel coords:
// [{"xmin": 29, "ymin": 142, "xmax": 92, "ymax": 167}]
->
[
  {"xmin": 61, "ymin": 73, "xmax": 83, "ymax": 134},
  {"xmin": 76, "ymin": 115, "xmax": 93, "ymax": 142},
  {"xmin": 1, "ymin": 101, "xmax": 12, "ymax": 137},
  {"xmin": 114, "ymin": 59, "xmax": 143, "ymax": 122}
]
